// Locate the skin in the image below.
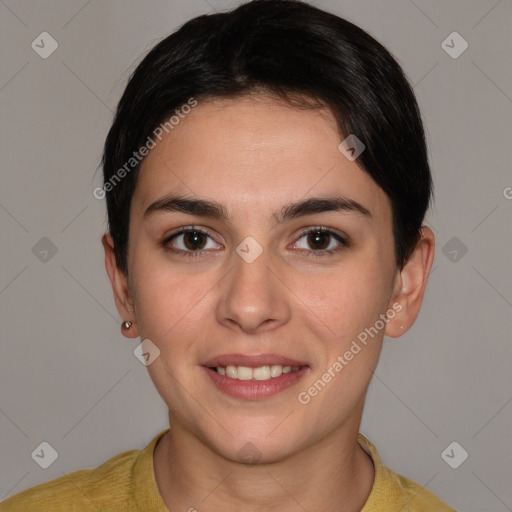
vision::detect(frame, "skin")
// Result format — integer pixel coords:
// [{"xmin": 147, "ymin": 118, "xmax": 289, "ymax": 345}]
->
[{"xmin": 103, "ymin": 94, "xmax": 435, "ymax": 512}]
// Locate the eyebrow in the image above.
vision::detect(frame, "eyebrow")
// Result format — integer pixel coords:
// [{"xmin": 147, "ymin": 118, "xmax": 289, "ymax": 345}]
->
[{"xmin": 143, "ymin": 193, "xmax": 372, "ymax": 224}]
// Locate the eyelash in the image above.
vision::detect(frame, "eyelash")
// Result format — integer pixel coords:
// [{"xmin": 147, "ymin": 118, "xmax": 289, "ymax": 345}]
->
[{"xmin": 160, "ymin": 226, "xmax": 348, "ymax": 259}]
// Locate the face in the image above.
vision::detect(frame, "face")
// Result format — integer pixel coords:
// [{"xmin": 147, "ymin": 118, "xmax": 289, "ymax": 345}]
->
[{"xmin": 115, "ymin": 95, "xmax": 405, "ymax": 462}]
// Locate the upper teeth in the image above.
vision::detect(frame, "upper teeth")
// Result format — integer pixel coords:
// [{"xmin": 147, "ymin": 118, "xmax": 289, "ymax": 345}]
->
[{"xmin": 216, "ymin": 365, "xmax": 301, "ymax": 381}]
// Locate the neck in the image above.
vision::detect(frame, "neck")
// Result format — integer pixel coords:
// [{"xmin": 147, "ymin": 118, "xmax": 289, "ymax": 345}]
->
[{"xmin": 153, "ymin": 415, "xmax": 375, "ymax": 512}]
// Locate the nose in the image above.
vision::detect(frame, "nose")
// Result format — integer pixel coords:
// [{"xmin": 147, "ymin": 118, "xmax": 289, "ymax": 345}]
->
[{"xmin": 216, "ymin": 242, "xmax": 291, "ymax": 334}]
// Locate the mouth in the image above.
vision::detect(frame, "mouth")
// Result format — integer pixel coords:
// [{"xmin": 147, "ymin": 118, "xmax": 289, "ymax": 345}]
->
[
  {"xmin": 202, "ymin": 353, "xmax": 309, "ymax": 380},
  {"xmin": 201, "ymin": 353, "xmax": 310, "ymax": 400}
]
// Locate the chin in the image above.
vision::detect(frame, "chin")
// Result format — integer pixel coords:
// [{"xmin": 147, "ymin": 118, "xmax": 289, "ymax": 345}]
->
[{"xmin": 205, "ymin": 420, "xmax": 304, "ymax": 464}]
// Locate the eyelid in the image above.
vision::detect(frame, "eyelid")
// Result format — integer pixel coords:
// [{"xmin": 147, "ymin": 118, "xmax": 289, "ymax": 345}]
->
[
  {"xmin": 164, "ymin": 225, "xmax": 214, "ymax": 240},
  {"xmin": 295, "ymin": 225, "xmax": 348, "ymax": 242}
]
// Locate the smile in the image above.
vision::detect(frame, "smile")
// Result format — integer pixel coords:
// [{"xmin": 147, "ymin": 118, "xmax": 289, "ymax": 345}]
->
[{"xmin": 213, "ymin": 364, "xmax": 301, "ymax": 381}]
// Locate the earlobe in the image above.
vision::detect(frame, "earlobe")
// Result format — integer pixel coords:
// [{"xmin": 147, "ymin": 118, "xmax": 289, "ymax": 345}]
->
[
  {"xmin": 384, "ymin": 226, "xmax": 435, "ymax": 338},
  {"xmin": 101, "ymin": 233, "xmax": 139, "ymax": 338}
]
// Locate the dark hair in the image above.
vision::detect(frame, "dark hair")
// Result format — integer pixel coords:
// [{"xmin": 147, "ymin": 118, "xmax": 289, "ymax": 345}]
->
[{"xmin": 101, "ymin": 0, "xmax": 432, "ymax": 274}]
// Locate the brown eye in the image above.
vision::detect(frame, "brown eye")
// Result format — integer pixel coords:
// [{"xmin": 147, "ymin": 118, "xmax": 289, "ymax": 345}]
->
[
  {"xmin": 162, "ymin": 227, "xmax": 222, "ymax": 258},
  {"xmin": 181, "ymin": 230, "xmax": 208, "ymax": 250},
  {"xmin": 306, "ymin": 231, "xmax": 331, "ymax": 250},
  {"xmin": 294, "ymin": 227, "xmax": 348, "ymax": 257}
]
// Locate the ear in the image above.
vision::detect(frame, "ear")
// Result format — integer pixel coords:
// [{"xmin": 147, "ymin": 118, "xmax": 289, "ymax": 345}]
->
[
  {"xmin": 102, "ymin": 232, "xmax": 139, "ymax": 338},
  {"xmin": 385, "ymin": 226, "xmax": 435, "ymax": 338}
]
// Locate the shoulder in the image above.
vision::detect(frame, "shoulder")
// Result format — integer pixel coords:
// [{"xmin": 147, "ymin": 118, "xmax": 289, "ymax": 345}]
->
[
  {"xmin": 0, "ymin": 447, "xmax": 142, "ymax": 512},
  {"xmin": 387, "ymin": 467, "xmax": 457, "ymax": 511},
  {"xmin": 357, "ymin": 433, "xmax": 456, "ymax": 511}
]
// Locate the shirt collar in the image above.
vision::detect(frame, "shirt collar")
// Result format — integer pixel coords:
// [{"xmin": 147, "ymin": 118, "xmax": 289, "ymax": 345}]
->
[
  {"xmin": 133, "ymin": 427, "xmax": 170, "ymax": 511},
  {"xmin": 358, "ymin": 433, "xmax": 410, "ymax": 510}
]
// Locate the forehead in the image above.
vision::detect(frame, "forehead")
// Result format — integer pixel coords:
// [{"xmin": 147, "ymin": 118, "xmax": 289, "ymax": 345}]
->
[{"xmin": 132, "ymin": 95, "xmax": 391, "ymax": 224}]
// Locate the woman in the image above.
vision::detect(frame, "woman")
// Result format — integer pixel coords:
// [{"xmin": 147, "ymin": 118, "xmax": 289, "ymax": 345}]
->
[{"xmin": 1, "ymin": 0, "xmax": 455, "ymax": 510}]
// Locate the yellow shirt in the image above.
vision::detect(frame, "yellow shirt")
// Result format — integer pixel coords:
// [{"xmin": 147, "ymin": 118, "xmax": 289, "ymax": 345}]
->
[{"xmin": 0, "ymin": 428, "xmax": 455, "ymax": 511}]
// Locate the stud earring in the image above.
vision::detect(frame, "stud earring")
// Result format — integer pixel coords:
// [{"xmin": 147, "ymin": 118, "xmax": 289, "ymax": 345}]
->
[{"xmin": 121, "ymin": 321, "xmax": 133, "ymax": 330}]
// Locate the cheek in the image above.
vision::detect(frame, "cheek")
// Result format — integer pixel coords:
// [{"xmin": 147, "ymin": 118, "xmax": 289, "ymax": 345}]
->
[
  {"xmin": 296, "ymin": 266, "xmax": 389, "ymax": 416},
  {"xmin": 129, "ymin": 250, "xmax": 209, "ymax": 342},
  {"xmin": 130, "ymin": 259, "xmax": 203, "ymax": 397},
  {"xmin": 300, "ymin": 259, "xmax": 392, "ymax": 341}
]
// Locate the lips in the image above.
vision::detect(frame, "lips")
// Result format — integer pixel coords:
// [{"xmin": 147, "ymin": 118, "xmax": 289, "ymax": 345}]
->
[
  {"xmin": 202, "ymin": 353, "xmax": 309, "ymax": 368},
  {"xmin": 202, "ymin": 365, "xmax": 309, "ymax": 400}
]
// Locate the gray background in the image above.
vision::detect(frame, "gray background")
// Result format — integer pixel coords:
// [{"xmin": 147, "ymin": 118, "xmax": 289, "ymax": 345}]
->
[{"xmin": 1, "ymin": 1, "xmax": 511, "ymax": 510}]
